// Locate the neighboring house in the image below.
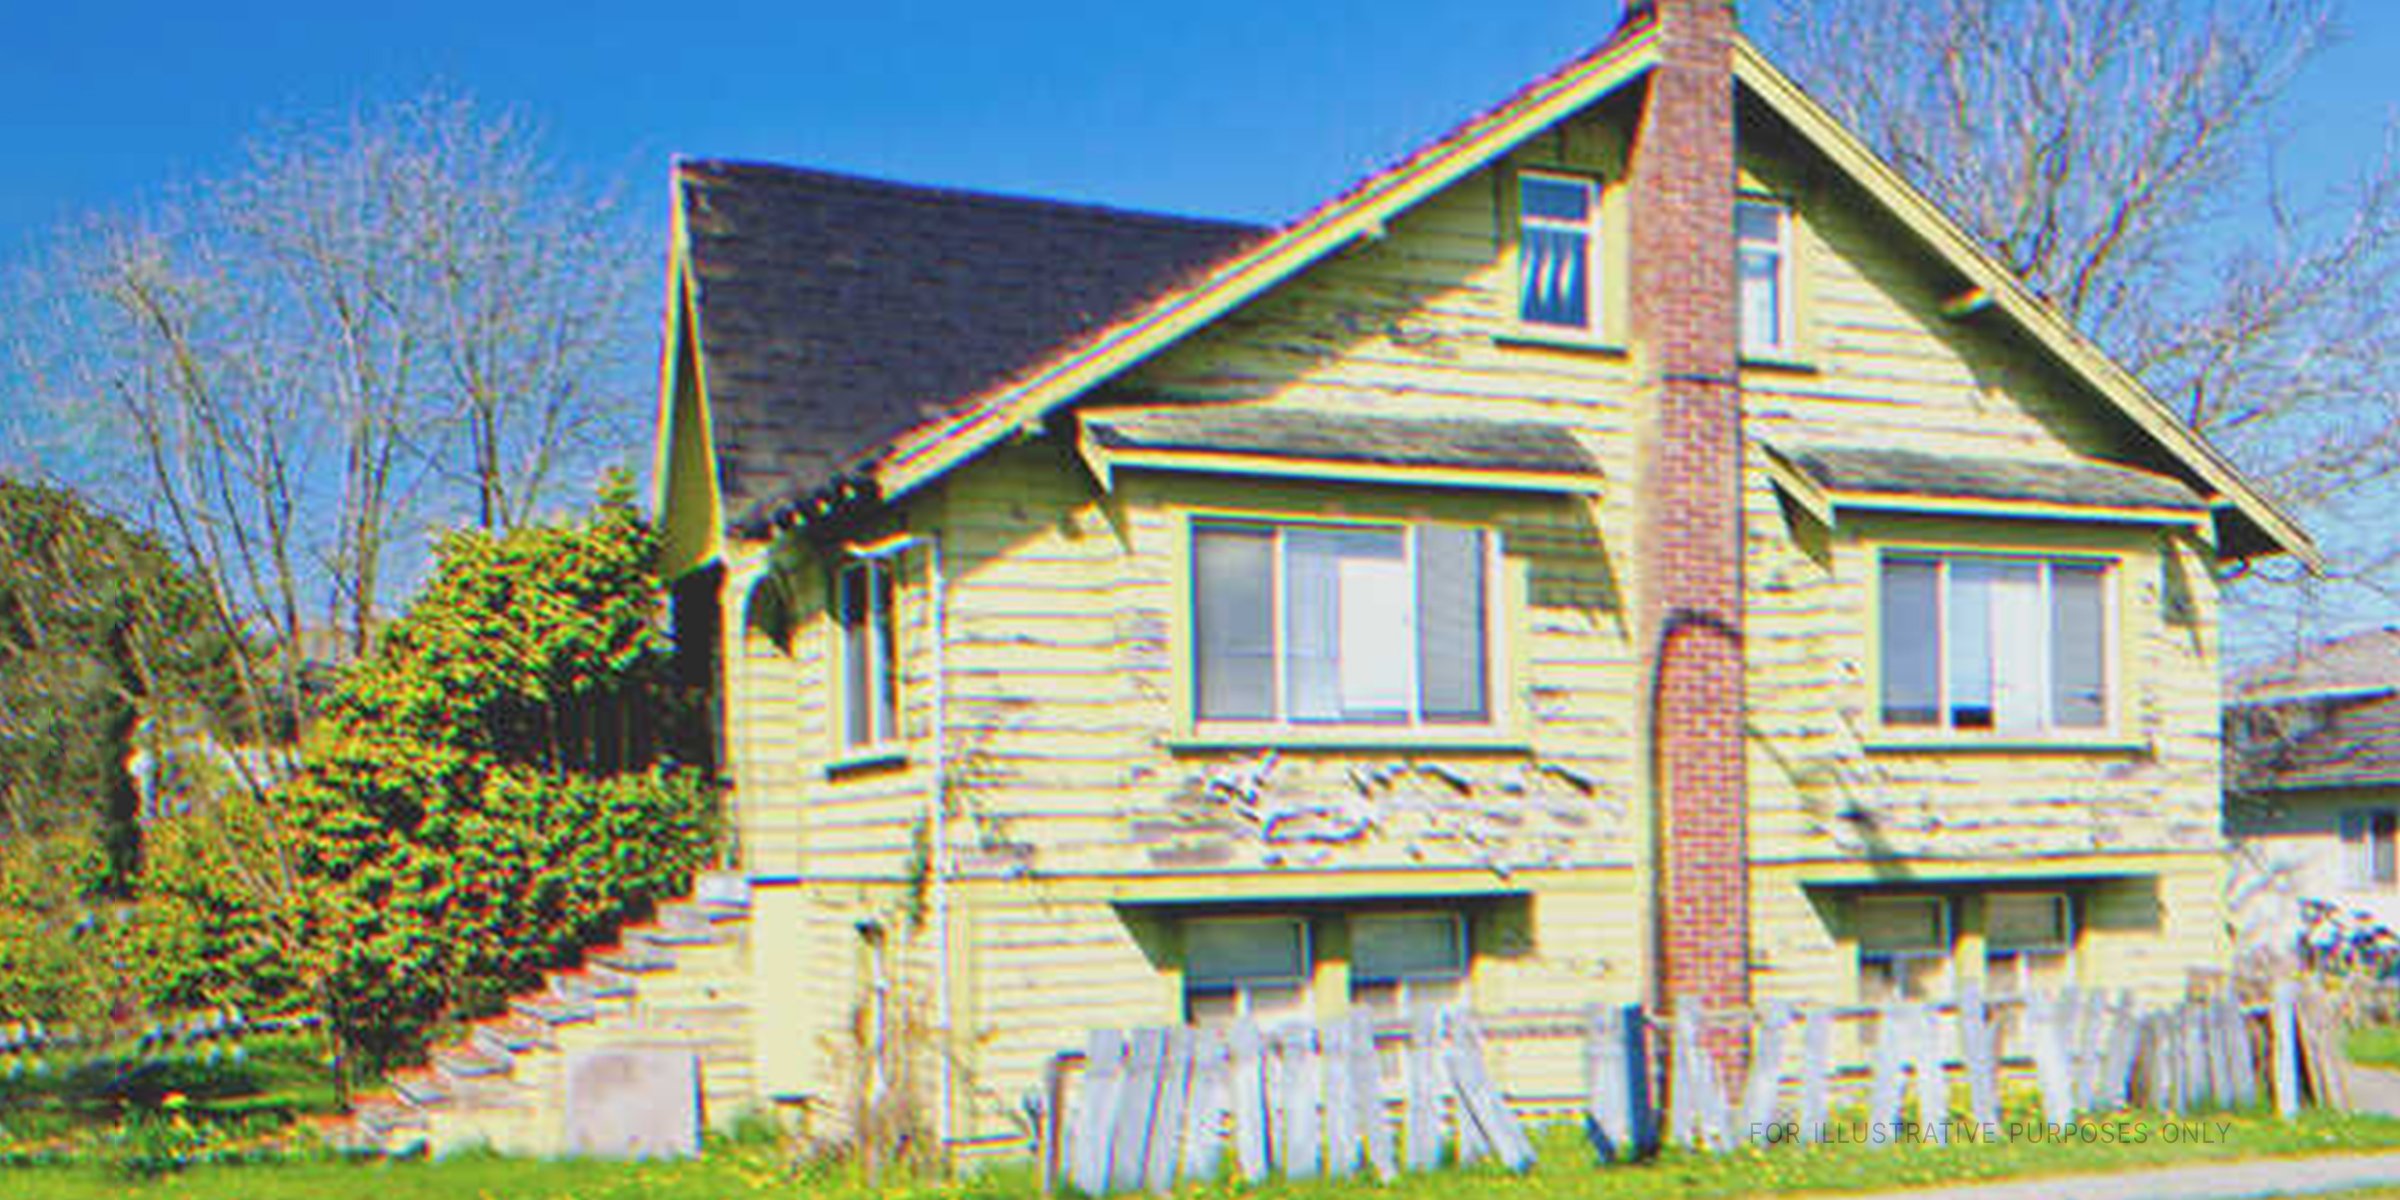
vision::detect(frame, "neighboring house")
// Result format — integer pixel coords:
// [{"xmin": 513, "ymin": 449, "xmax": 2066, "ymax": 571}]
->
[
  {"xmin": 639, "ymin": 0, "xmax": 2316, "ymax": 1157},
  {"xmin": 2227, "ymin": 628, "xmax": 2400, "ymax": 953}
]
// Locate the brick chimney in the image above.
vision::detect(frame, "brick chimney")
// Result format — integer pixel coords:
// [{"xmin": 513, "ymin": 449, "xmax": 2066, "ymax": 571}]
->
[{"xmin": 1624, "ymin": 0, "xmax": 1749, "ymax": 1074}]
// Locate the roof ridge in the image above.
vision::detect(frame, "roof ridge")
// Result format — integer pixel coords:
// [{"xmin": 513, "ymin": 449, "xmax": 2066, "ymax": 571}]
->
[{"xmin": 673, "ymin": 157, "xmax": 1266, "ymax": 237}]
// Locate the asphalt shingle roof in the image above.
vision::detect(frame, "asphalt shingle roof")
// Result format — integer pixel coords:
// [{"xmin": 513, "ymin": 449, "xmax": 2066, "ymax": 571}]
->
[
  {"xmin": 676, "ymin": 160, "xmax": 1264, "ymax": 533},
  {"xmin": 1082, "ymin": 406, "xmax": 1602, "ymax": 479},
  {"xmin": 1777, "ymin": 444, "xmax": 2208, "ymax": 513},
  {"xmin": 2231, "ymin": 628, "xmax": 2400, "ymax": 793}
]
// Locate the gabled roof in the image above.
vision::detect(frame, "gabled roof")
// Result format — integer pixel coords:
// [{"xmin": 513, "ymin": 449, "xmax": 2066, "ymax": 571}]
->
[
  {"xmin": 1768, "ymin": 444, "xmax": 2208, "ymax": 522},
  {"xmin": 2231, "ymin": 628, "xmax": 2400, "ymax": 793},
  {"xmin": 1079, "ymin": 405, "xmax": 1604, "ymax": 494},
  {"xmin": 673, "ymin": 160, "xmax": 1261, "ymax": 530},
  {"xmin": 666, "ymin": 17, "xmax": 2316, "ymax": 570}
]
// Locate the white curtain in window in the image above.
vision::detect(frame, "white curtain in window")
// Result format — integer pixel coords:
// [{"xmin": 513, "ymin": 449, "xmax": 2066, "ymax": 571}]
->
[
  {"xmin": 1986, "ymin": 562, "xmax": 2045, "ymax": 732},
  {"xmin": 2050, "ymin": 564, "xmax": 2107, "ymax": 727},
  {"xmin": 1882, "ymin": 559, "xmax": 1941, "ymax": 725},
  {"xmin": 1286, "ymin": 529, "xmax": 1408, "ymax": 721},
  {"xmin": 1416, "ymin": 527, "xmax": 1488, "ymax": 722}
]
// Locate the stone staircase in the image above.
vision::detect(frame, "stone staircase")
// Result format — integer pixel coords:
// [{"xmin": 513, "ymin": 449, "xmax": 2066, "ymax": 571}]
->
[{"xmin": 347, "ymin": 873, "xmax": 760, "ymax": 1156}]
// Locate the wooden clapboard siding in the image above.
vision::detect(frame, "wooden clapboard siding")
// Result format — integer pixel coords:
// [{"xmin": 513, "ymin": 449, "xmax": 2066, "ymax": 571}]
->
[{"xmin": 705, "ymin": 97, "xmax": 2250, "ymax": 1154}]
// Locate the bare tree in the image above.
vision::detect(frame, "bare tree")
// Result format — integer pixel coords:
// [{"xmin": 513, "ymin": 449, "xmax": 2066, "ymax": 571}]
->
[
  {"xmin": 10, "ymin": 88, "xmax": 643, "ymax": 697},
  {"xmin": 1762, "ymin": 0, "xmax": 2400, "ymax": 649}
]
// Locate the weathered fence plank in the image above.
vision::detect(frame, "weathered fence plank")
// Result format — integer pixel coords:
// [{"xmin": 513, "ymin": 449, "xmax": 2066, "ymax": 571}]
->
[
  {"xmin": 1230, "ymin": 1022, "xmax": 1269, "ymax": 1183},
  {"xmin": 1146, "ymin": 1026, "xmax": 1193, "ymax": 1193},
  {"xmin": 1444, "ymin": 1011, "xmax": 1534, "ymax": 1172},
  {"xmin": 2097, "ymin": 992, "xmax": 2139, "ymax": 1111},
  {"xmin": 1347, "ymin": 1012, "xmax": 1393, "ymax": 1180},
  {"xmin": 1907, "ymin": 1004, "xmax": 1947, "ymax": 1143},
  {"xmin": 1741, "ymin": 1001, "xmax": 1793, "ymax": 1139},
  {"xmin": 1076, "ymin": 1030, "xmax": 1128, "ymax": 1196},
  {"xmin": 1586, "ymin": 1005, "xmax": 1629, "ymax": 1160},
  {"xmin": 2273, "ymin": 980, "xmax": 2303, "ymax": 1119},
  {"xmin": 1406, "ymin": 1008, "xmax": 1443, "ymax": 1171},
  {"xmin": 1183, "ymin": 1029, "xmax": 1232, "ymax": 1182},
  {"xmin": 1957, "ymin": 984, "xmax": 1998, "ymax": 1128},
  {"xmin": 2030, "ymin": 991, "xmax": 2073, "ymax": 1126},
  {"xmin": 1800, "ymin": 1006, "xmax": 1832, "ymax": 1144},
  {"xmin": 1866, "ymin": 1003, "xmax": 1907, "ymax": 1138},
  {"xmin": 1281, "ymin": 1025, "xmax": 1323, "ymax": 1179},
  {"xmin": 1322, "ymin": 1018, "xmax": 1359, "ymax": 1179},
  {"xmin": 1111, "ymin": 1028, "xmax": 1166, "ymax": 1191}
]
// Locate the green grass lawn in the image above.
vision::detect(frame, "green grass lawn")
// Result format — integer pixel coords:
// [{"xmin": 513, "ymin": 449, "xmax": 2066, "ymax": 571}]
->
[
  {"xmin": 8, "ymin": 1109, "xmax": 2400, "ymax": 1200},
  {"xmin": 2348, "ymin": 1026, "xmax": 2400, "ymax": 1072}
]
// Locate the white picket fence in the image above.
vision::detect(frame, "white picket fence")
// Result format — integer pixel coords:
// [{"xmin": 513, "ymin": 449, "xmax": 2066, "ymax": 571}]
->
[{"xmin": 1042, "ymin": 980, "xmax": 2345, "ymax": 1195}]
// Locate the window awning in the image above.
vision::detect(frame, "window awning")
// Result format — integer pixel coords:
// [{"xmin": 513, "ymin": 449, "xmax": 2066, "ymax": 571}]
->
[
  {"xmin": 1076, "ymin": 404, "xmax": 1605, "ymax": 494},
  {"xmin": 1762, "ymin": 442, "xmax": 2212, "ymax": 532}
]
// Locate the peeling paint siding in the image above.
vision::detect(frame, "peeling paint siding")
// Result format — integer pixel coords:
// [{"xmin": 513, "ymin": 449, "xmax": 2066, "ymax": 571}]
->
[{"xmin": 2229, "ymin": 786, "xmax": 2400, "ymax": 949}]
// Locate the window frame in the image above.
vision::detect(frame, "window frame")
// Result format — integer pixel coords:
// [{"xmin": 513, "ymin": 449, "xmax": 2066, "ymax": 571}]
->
[
  {"xmin": 1514, "ymin": 170, "xmax": 1605, "ymax": 335},
  {"xmin": 1984, "ymin": 892, "xmax": 2076, "ymax": 994},
  {"xmin": 1184, "ymin": 515, "xmax": 1507, "ymax": 738},
  {"xmin": 1874, "ymin": 550, "xmax": 2119, "ymax": 736},
  {"xmin": 1856, "ymin": 894, "xmax": 1953, "ymax": 1004},
  {"xmin": 834, "ymin": 556, "xmax": 902, "ymax": 755},
  {"xmin": 2343, "ymin": 808, "xmax": 2400, "ymax": 890},
  {"xmin": 1348, "ymin": 911, "xmax": 1470, "ymax": 1017},
  {"xmin": 1182, "ymin": 915, "xmax": 1313, "ymax": 1026},
  {"xmin": 1736, "ymin": 197, "xmax": 1795, "ymax": 358}
]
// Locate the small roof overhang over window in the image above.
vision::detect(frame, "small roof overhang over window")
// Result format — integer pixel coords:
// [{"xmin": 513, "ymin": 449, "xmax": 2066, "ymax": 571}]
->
[
  {"xmin": 1077, "ymin": 404, "xmax": 1605, "ymax": 495},
  {"xmin": 1761, "ymin": 441, "xmax": 2214, "ymax": 537}
]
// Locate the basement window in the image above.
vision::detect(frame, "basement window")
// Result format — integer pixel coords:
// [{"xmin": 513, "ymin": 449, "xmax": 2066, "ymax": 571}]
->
[
  {"xmin": 1879, "ymin": 554, "xmax": 2112, "ymax": 733},
  {"xmin": 1349, "ymin": 912, "xmax": 1467, "ymax": 1020},
  {"xmin": 1985, "ymin": 893, "xmax": 2075, "ymax": 995},
  {"xmin": 1184, "ymin": 917, "xmax": 1311, "ymax": 1028},
  {"xmin": 1517, "ymin": 172, "xmax": 1602, "ymax": 331},
  {"xmin": 1192, "ymin": 521, "xmax": 1492, "ymax": 728},
  {"xmin": 1857, "ymin": 895, "xmax": 1951, "ymax": 1004},
  {"xmin": 837, "ymin": 558, "xmax": 900, "ymax": 750}
]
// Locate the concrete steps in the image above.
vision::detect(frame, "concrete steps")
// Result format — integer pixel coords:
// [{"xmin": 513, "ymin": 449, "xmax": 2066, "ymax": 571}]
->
[{"xmin": 340, "ymin": 873, "xmax": 757, "ymax": 1156}]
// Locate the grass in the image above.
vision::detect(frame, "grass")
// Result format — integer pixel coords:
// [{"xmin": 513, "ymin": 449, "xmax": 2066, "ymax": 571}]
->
[
  {"xmin": 6, "ymin": 1107, "xmax": 2400, "ymax": 1200},
  {"xmin": 2348, "ymin": 1025, "xmax": 2400, "ymax": 1072}
]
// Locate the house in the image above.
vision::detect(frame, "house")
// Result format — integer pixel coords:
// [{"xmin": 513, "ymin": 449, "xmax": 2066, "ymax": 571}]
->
[
  {"xmin": 494, "ymin": 0, "xmax": 2315, "ymax": 1159},
  {"xmin": 2226, "ymin": 628, "xmax": 2400, "ymax": 957}
]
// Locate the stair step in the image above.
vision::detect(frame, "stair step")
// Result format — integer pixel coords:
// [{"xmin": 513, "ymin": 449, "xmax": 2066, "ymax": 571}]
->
[
  {"xmin": 472, "ymin": 1015, "xmax": 553, "ymax": 1056},
  {"xmin": 552, "ymin": 968, "xmax": 636, "ymax": 1002},
  {"xmin": 433, "ymin": 1046, "xmax": 511, "ymax": 1079},
  {"xmin": 355, "ymin": 1099, "xmax": 429, "ymax": 1135},
  {"xmin": 510, "ymin": 994, "xmax": 598, "ymax": 1026},
  {"xmin": 592, "ymin": 943, "xmax": 676, "ymax": 973},
  {"xmin": 388, "ymin": 1069, "xmax": 450, "ymax": 1108}
]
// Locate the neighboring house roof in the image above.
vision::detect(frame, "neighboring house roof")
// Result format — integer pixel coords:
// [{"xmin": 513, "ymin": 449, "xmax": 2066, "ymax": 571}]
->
[
  {"xmin": 1771, "ymin": 444, "xmax": 2207, "ymax": 516},
  {"xmin": 656, "ymin": 14, "xmax": 2317, "ymax": 571},
  {"xmin": 675, "ymin": 160, "xmax": 1262, "ymax": 529},
  {"xmin": 2231, "ymin": 627, "xmax": 2400, "ymax": 792},
  {"xmin": 1080, "ymin": 405, "xmax": 1603, "ymax": 491}
]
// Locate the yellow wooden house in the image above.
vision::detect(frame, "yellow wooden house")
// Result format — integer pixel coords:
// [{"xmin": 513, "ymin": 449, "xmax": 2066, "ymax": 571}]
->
[{"xmin": 642, "ymin": 0, "xmax": 2314, "ymax": 1160}]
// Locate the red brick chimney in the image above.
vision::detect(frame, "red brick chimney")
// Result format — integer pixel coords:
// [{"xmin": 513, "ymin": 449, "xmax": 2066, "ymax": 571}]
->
[{"xmin": 1624, "ymin": 0, "xmax": 1749, "ymax": 1074}]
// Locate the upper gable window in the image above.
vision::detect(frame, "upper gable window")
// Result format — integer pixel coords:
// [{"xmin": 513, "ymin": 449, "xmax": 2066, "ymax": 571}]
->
[
  {"xmin": 1517, "ymin": 173, "xmax": 1601, "ymax": 331},
  {"xmin": 1737, "ymin": 199, "xmax": 1792, "ymax": 356},
  {"xmin": 1192, "ymin": 521, "xmax": 1491, "ymax": 728},
  {"xmin": 1880, "ymin": 555, "xmax": 2111, "ymax": 734}
]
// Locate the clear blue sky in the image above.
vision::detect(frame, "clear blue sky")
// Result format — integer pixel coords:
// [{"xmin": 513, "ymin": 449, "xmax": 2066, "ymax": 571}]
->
[{"xmin": 9, "ymin": 1, "xmax": 2386, "ymax": 255}]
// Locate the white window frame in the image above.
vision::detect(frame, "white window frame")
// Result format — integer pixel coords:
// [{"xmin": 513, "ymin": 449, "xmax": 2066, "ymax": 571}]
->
[
  {"xmin": 1877, "ymin": 552, "xmax": 2116, "ymax": 735},
  {"xmin": 1857, "ymin": 894, "xmax": 1953, "ymax": 1003},
  {"xmin": 1183, "ymin": 916, "xmax": 1312, "ymax": 1023},
  {"xmin": 836, "ymin": 557, "xmax": 900, "ymax": 752},
  {"xmin": 1984, "ymin": 892, "xmax": 2076, "ymax": 994},
  {"xmin": 2343, "ymin": 808, "xmax": 2400, "ymax": 890},
  {"xmin": 1516, "ymin": 170, "xmax": 1604, "ymax": 333},
  {"xmin": 1736, "ymin": 198, "xmax": 1793, "ymax": 357},
  {"xmin": 1349, "ymin": 911, "xmax": 1469, "ymax": 1014},
  {"xmin": 1189, "ymin": 519, "xmax": 1500, "ymax": 731}
]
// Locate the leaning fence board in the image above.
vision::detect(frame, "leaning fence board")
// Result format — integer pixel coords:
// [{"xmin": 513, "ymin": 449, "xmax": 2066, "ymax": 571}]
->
[
  {"xmin": 1741, "ymin": 1001, "xmax": 1792, "ymax": 1139},
  {"xmin": 1229, "ymin": 1022, "xmax": 1269, "ymax": 1183},
  {"xmin": 1111, "ymin": 1028, "xmax": 1166, "ymax": 1191},
  {"xmin": 1800, "ymin": 1006, "xmax": 1832, "ymax": 1144},
  {"xmin": 1076, "ymin": 1030, "xmax": 1129, "ymax": 1196},
  {"xmin": 1280, "ymin": 1025, "xmax": 1323, "ymax": 1179},
  {"xmin": 2273, "ymin": 981, "xmax": 2303, "ymax": 1118},
  {"xmin": 1448, "ymin": 1011, "xmax": 1491, "ymax": 1165},
  {"xmin": 2072, "ymin": 989, "xmax": 2107, "ymax": 1109},
  {"xmin": 1586, "ymin": 1005, "xmax": 1631, "ymax": 1159},
  {"xmin": 1183, "ymin": 1029, "xmax": 1232, "ymax": 1182},
  {"xmin": 2097, "ymin": 993, "xmax": 2140, "ymax": 1111},
  {"xmin": 1146, "ymin": 1027, "xmax": 1193, "ymax": 1193},
  {"xmin": 2181, "ymin": 1003, "xmax": 2213, "ymax": 1112},
  {"xmin": 1406, "ymin": 1008, "xmax": 1443, "ymax": 1170},
  {"xmin": 1672, "ymin": 1004, "xmax": 1733, "ymax": 1151},
  {"xmin": 1444, "ymin": 1011, "xmax": 1535, "ymax": 1172},
  {"xmin": 1906, "ymin": 1004, "xmax": 1947, "ymax": 1144},
  {"xmin": 1323, "ymin": 1018, "xmax": 1359, "ymax": 1179},
  {"xmin": 1957, "ymin": 985, "xmax": 1998, "ymax": 1128}
]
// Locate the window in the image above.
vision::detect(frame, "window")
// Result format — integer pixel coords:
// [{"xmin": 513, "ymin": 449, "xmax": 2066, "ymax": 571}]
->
[
  {"xmin": 1184, "ymin": 917, "xmax": 1311, "ymax": 1027},
  {"xmin": 1192, "ymin": 522, "xmax": 1491, "ymax": 727},
  {"xmin": 1517, "ymin": 173, "xmax": 1601, "ymax": 331},
  {"xmin": 1737, "ymin": 200, "xmax": 1791, "ymax": 356},
  {"xmin": 1857, "ymin": 895, "xmax": 1951, "ymax": 1004},
  {"xmin": 1985, "ymin": 893, "xmax": 2074, "ymax": 996},
  {"xmin": 2343, "ymin": 809, "xmax": 2400, "ymax": 889},
  {"xmin": 1350, "ymin": 912, "xmax": 1468, "ymax": 1019},
  {"xmin": 837, "ymin": 559, "xmax": 899, "ymax": 750},
  {"xmin": 1880, "ymin": 555, "xmax": 2110, "ymax": 733}
]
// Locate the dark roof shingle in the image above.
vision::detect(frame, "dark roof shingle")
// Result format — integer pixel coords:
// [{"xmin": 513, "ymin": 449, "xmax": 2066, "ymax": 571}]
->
[
  {"xmin": 1083, "ymin": 406, "xmax": 1602, "ymax": 479},
  {"xmin": 2231, "ymin": 628, "xmax": 2400, "ymax": 792},
  {"xmin": 1776, "ymin": 444, "xmax": 2207, "ymax": 513},
  {"xmin": 677, "ymin": 160, "xmax": 1263, "ymax": 531}
]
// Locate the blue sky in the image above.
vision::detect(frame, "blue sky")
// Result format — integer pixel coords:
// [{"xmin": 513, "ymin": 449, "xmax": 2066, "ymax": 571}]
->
[{"xmin": 12, "ymin": 0, "xmax": 2382, "ymax": 252}]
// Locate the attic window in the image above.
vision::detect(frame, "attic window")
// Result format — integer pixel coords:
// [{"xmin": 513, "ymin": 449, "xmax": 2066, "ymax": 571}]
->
[
  {"xmin": 1518, "ymin": 173, "xmax": 1600, "ymax": 331},
  {"xmin": 1737, "ymin": 200, "xmax": 1792, "ymax": 356}
]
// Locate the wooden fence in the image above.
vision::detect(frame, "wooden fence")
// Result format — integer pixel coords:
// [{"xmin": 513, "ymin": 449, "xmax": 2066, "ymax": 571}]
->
[{"xmin": 1042, "ymin": 980, "xmax": 2348, "ymax": 1195}]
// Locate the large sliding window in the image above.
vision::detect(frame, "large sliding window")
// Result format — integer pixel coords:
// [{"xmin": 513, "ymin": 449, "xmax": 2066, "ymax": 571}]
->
[
  {"xmin": 1880, "ymin": 554, "xmax": 2110, "ymax": 732},
  {"xmin": 1193, "ymin": 522, "xmax": 1492, "ymax": 727}
]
